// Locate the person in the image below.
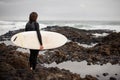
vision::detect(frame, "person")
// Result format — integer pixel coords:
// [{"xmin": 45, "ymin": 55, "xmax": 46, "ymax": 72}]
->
[{"xmin": 25, "ymin": 12, "xmax": 43, "ymax": 70}]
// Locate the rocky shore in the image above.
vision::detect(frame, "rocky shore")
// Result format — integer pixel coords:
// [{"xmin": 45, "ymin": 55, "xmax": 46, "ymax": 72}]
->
[
  {"xmin": 0, "ymin": 26, "xmax": 120, "ymax": 80},
  {"xmin": 0, "ymin": 43, "xmax": 98, "ymax": 80},
  {"xmin": 39, "ymin": 26, "xmax": 120, "ymax": 65}
]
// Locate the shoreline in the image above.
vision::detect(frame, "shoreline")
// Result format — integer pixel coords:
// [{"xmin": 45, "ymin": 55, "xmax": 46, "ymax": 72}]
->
[{"xmin": 0, "ymin": 26, "xmax": 120, "ymax": 80}]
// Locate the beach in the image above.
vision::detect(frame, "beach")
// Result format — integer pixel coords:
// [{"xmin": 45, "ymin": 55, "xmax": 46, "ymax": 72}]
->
[{"xmin": 0, "ymin": 20, "xmax": 120, "ymax": 80}]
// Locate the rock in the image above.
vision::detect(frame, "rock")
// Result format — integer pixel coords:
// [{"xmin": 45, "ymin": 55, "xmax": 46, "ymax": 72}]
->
[
  {"xmin": 97, "ymin": 32, "xmax": 120, "ymax": 56},
  {"xmin": 103, "ymin": 73, "xmax": 109, "ymax": 76},
  {"xmin": 84, "ymin": 75, "xmax": 98, "ymax": 80},
  {"xmin": 54, "ymin": 50, "xmax": 67, "ymax": 64},
  {"xmin": 43, "ymin": 26, "xmax": 112, "ymax": 44},
  {"xmin": 0, "ymin": 43, "xmax": 7, "ymax": 53},
  {"xmin": 96, "ymin": 75, "xmax": 100, "ymax": 77},
  {"xmin": 0, "ymin": 29, "xmax": 24, "ymax": 41},
  {"xmin": 0, "ymin": 62, "xmax": 16, "ymax": 77},
  {"xmin": 0, "ymin": 26, "xmax": 120, "ymax": 80},
  {"xmin": 109, "ymin": 77, "xmax": 117, "ymax": 80},
  {"xmin": 0, "ymin": 43, "xmax": 98, "ymax": 80}
]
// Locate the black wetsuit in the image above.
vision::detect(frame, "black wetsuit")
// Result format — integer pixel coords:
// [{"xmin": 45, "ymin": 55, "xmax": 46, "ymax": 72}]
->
[{"xmin": 25, "ymin": 21, "xmax": 42, "ymax": 70}]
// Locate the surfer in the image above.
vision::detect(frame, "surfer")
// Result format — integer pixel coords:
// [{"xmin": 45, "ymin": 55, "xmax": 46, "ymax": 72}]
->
[{"xmin": 25, "ymin": 12, "xmax": 43, "ymax": 70}]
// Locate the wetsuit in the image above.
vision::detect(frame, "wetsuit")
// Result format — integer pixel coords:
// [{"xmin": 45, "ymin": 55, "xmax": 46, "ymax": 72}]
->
[{"xmin": 25, "ymin": 21, "xmax": 42, "ymax": 70}]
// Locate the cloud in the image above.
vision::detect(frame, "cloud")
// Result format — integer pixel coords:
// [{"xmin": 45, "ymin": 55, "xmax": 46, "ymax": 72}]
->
[
  {"xmin": 0, "ymin": 0, "xmax": 24, "ymax": 2},
  {"xmin": 0, "ymin": 0, "xmax": 120, "ymax": 20}
]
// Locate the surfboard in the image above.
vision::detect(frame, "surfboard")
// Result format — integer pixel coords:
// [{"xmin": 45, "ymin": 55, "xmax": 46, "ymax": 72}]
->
[{"xmin": 11, "ymin": 31, "xmax": 67, "ymax": 50}]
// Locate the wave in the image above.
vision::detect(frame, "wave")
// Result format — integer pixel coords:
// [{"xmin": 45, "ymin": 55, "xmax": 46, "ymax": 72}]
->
[
  {"xmin": 0, "ymin": 20, "xmax": 47, "ymax": 35},
  {"xmin": 0, "ymin": 20, "xmax": 120, "ymax": 35},
  {"xmin": 44, "ymin": 21, "xmax": 120, "ymax": 32},
  {"xmin": 54, "ymin": 23, "xmax": 120, "ymax": 32},
  {"xmin": 0, "ymin": 21, "xmax": 15, "ymax": 25},
  {"xmin": 80, "ymin": 25, "xmax": 120, "ymax": 32}
]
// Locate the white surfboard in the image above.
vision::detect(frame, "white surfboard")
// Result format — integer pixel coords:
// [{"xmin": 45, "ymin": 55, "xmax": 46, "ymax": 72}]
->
[{"xmin": 11, "ymin": 31, "xmax": 67, "ymax": 50}]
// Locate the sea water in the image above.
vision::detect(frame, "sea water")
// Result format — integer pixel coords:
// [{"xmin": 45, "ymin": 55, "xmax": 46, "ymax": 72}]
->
[
  {"xmin": 0, "ymin": 20, "xmax": 120, "ymax": 35},
  {"xmin": 44, "ymin": 61, "xmax": 120, "ymax": 80}
]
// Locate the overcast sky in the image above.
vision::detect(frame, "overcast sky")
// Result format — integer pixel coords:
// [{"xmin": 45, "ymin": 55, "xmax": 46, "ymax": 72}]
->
[{"xmin": 0, "ymin": 0, "xmax": 120, "ymax": 21}]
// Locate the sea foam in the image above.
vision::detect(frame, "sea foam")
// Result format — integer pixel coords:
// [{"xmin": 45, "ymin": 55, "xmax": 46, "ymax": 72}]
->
[{"xmin": 0, "ymin": 20, "xmax": 47, "ymax": 35}]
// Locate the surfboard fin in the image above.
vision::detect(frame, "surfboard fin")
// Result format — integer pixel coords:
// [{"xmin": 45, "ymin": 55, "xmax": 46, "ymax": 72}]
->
[{"xmin": 13, "ymin": 36, "xmax": 17, "ymax": 41}]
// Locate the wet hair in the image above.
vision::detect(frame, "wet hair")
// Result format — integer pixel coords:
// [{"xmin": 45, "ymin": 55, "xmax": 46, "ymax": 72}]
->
[{"xmin": 29, "ymin": 12, "xmax": 38, "ymax": 23}]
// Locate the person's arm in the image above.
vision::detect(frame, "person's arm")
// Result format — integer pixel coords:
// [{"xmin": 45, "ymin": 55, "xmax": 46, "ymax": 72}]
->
[{"xmin": 34, "ymin": 22, "xmax": 43, "ymax": 46}]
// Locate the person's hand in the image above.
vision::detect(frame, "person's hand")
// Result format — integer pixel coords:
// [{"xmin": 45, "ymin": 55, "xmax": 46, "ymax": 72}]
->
[{"xmin": 40, "ymin": 45, "xmax": 44, "ymax": 50}]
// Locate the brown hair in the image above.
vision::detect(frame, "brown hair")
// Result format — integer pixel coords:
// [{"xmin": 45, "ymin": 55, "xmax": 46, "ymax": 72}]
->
[{"xmin": 29, "ymin": 12, "xmax": 38, "ymax": 23}]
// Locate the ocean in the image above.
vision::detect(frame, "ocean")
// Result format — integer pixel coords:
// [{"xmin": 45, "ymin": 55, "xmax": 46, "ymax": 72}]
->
[{"xmin": 0, "ymin": 20, "xmax": 120, "ymax": 35}]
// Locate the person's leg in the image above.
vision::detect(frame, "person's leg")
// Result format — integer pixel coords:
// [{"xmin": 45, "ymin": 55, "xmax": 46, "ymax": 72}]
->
[
  {"xmin": 29, "ymin": 49, "xmax": 39, "ymax": 70},
  {"xmin": 32, "ymin": 50, "xmax": 39, "ymax": 70},
  {"xmin": 29, "ymin": 49, "xmax": 34, "ymax": 69}
]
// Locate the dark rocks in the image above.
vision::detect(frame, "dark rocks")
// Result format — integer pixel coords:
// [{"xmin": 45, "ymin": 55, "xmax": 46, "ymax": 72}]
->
[
  {"xmin": 109, "ymin": 77, "xmax": 117, "ymax": 80},
  {"xmin": 43, "ymin": 26, "xmax": 113, "ymax": 44},
  {"xmin": 0, "ymin": 43, "xmax": 8, "ymax": 53},
  {"xmin": 39, "ymin": 40, "xmax": 120, "ymax": 65},
  {"xmin": 96, "ymin": 75, "xmax": 100, "ymax": 77},
  {"xmin": 0, "ymin": 43, "xmax": 33, "ymax": 80},
  {"xmin": 38, "ymin": 42, "xmax": 86, "ymax": 64},
  {"xmin": 115, "ymin": 73, "xmax": 117, "ymax": 76},
  {"xmin": 0, "ymin": 43, "xmax": 98, "ymax": 80},
  {"xmin": 84, "ymin": 75, "xmax": 98, "ymax": 80},
  {"xmin": 95, "ymin": 32, "xmax": 120, "ymax": 56},
  {"xmin": 0, "ymin": 29, "xmax": 24, "ymax": 41},
  {"xmin": 36, "ymin": 67, "xmax": 81, "ymax": 80},
  {"xmin": 103, "ymin": 73, "xmax": 109, "ymax": 76},
  {"xmin": 0, "ymin": 62, "xmax": 16, "ymax": 77},
  {"xmin": 0, "ymin": 26, "xmax": 120, "ymax": 80}
]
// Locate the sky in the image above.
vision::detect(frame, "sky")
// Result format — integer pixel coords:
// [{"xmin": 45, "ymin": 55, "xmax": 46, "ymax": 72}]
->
[{"xmin": 0, "ymin": 0, "xmax": 120, "ymax": 21}]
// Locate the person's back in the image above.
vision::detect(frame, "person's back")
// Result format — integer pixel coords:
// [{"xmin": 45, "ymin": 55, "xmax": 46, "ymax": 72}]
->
[
  {"xmin": 25, "ymin": 12, "xmax": 43, "ymax": 70},
  {"xmin": 25, "ymin": 22, "xmax": 39, "ymax": 31}
]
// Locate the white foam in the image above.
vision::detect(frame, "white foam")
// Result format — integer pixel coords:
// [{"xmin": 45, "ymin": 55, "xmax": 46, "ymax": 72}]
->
[
  {"xmin": 77, "ymin": 43, "xmax": 97, "ymax": 48},
  {"xmin": 0, "ymin": 21, "xmax": 26, "ymax": 35},
  {"xmin": 44, "ymin": 21, "xmax": 120, "ymax": 32},
  {"xmin": 39, "ymin": 24, "xmax": 47, "ymax": 29},
  {"xmin": 80, "ymin": 25, "xmax": 120, "ymax": 32},
  {"xmin": 0, "ymin": 20, "xmax": 47, "ymax": 35},
  {"xmin": 0, "ymin": 21, "xmax": 15, "ymax": 25},
  {"xmin": 92, "ymin": 33, "xmax": 109, "ymax": 37}
]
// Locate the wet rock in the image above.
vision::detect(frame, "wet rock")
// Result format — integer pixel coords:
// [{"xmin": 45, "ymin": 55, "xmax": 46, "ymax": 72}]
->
[
  {"xmin": 103, "ymin": 73, "xmax": 109, "ymax": 76},
  {"xmin": 0, "ymin": 26, "xmax": 120, "ymax": 80},
  {"xmin": 35, "ymin": 66, "xmax": 82, "ymax": 80},
  {"xmin": 2, "ymin": 26, "xmax": 120, "ymax": 65},
  {"xmin": 0, "ymin": 62, "xmax": 16, "ymax": 80},
  {"xmin": 95, "ymin": 32, "xmax": 120, "ymax": 56},
  {"xmin": 96, "ymin": 75, "xmax": 100, "ymax": 77},
  {"xmin": 115, "ymin": 73, "xmax": 117, "ymax": 76},
  {"xmin": 0, "ymin": 43, "xmax": 34, "ymax": 80},
  {"xmin": 43, "ymin": 26, "xmax": 112, "ymax": 44},
  {"xmin": 0, "ymin": 29, "xmax": 24, "ymax": 41},
  {"xmin": 109, "ymin": 77, "xmax": 117, "ymax": 80},
  {"xmin": 54, "ymin": 50, "xmax": 67, "ymax": 64},
  {"xmin": 16, "ymin": 69, "xmax": 34, "ymax": 80},
  {"xmin": 83, "ymin": 75, "xmax": 98, "ymax": 80},
  {"xmin": 41, "ymin": 26, "xmax": 120, "ymax": 65},
  {"xmin": 40, "ymin": 37, "xmax": 120, "ymax": 65},
  {"xmin": 0, "ymin": 43, "xmax": 98, "ymax": 80},
  {"xmin": 0, "ymin": 43, "xmax": 7, "ymax": 53}
]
